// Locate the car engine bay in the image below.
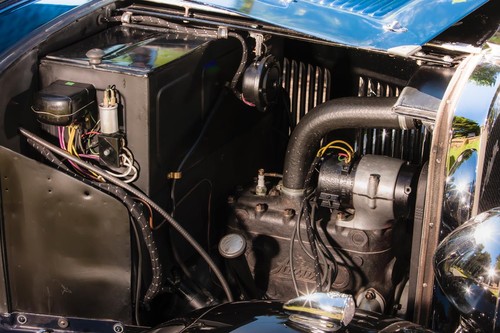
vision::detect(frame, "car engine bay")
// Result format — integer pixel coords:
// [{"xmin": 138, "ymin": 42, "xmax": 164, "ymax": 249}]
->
[{"xmin": 0, "ymin": 1, "xmax": 499, "ymax": 332}]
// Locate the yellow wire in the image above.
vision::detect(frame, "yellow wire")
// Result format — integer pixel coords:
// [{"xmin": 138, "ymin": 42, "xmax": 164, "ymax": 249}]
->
[
  {"xmin": 67, "ymin": 125, "xmax": 75, "ymax": 154},
  {"xmin": 317, "ymin": 140, "xmax": 354, "ymax": 163},
  {"xmin": 67, "ymin": 124, "xmax": 102, "ymax": 181},
  {"xmin": 318, "ymin": 145, "xmax": 352, "ymax": 162},
  {"xmin": 319, "ymin": 140, "xmax": 354, "ymax": 155}
]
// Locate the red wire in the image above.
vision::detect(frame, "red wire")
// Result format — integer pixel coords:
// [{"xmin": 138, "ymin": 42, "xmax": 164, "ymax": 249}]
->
[{"xmin": 81, "ymin": 131, "xmax": 101, "ymax": 137}]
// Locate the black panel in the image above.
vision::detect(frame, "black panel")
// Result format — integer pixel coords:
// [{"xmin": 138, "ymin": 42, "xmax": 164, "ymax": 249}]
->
[{"xmin": 0, "ymin": 146, "xmax": 132, "ymax": 322}]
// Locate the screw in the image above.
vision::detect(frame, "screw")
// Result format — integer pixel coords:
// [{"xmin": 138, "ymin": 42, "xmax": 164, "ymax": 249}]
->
[
  {"xmin": 17, "ymin": 315, "xmax": 27, "ymax": 325},
  {"xmin": 113, "ymin": 323, "xmax": 124, "ymax": 333},
  {"xmin": 57, "ymin": 318, "xmax": 69, "ymax": 329},
  {"xmin": 103, "ymin": 149, "xmax": 111, "ymax": 156}
]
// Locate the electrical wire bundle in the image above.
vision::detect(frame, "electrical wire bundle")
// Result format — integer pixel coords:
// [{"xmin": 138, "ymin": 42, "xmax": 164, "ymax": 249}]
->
[
  {"xmin": 316, "ymin": 139, "xmax": 354, "ymax": 163},
  {"xmin": 290, "ymin": 139, "xmax": 354, "ymax": 296},
  {"xmin": 105, "ymin": 144, "xmax": 139, "ymax": 183},
  {"xmin": 57, "ymin": 86, "xmax": 139, "ymax": 183},
  {"xmin": 58, "ymin": 117, "xmax": 103, "ymax": 181},
  {"xmin": 21, "ymin": 128, "xmax": 234, "ymax": 308}
]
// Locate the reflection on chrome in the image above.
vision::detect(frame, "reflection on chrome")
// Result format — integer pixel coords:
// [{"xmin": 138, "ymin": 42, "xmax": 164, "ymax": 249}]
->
[
  {"xmin": 435, "ymin": 208, "xmax": 500, "ymax": 332},
  {"xmin": 442, "ymin": 149, "xmax": 478, "ymax": 235},
  {"xmin": 283, "ymin": 292, "xmax": 355, "ymax": 332}
]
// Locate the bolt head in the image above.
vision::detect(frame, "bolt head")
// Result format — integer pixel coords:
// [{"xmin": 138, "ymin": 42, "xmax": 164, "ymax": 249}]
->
[
  {"xmin": 57, "ymin": 318, "xmax": 69, "ymax": 329},
  {"xmin": 17, "ymin": 315, "xmax": 27, "ymax": 325},
  {"xmin": 255, "ymin": 204, "xmax": 266, "ymax": 212},
  {"xmin": 113, "ymin": 323, "xmax": 124, "ymax": 333},
  {"xmin": 365, "ymin": 291, "xmax": 376, "ymax": 300}
]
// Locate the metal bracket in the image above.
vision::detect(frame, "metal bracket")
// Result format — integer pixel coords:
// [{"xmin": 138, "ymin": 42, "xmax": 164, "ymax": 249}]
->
[
  {"xmin": 249, "ymin": 32, "xmax": 265, "ymax": 57},
  {"xmin": 217, "ymin": 26, "xmax": 228, "ymax": 39}
]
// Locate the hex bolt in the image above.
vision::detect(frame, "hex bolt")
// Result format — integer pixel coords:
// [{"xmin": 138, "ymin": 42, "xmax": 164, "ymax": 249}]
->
[
  {"xmin": 57, "ymin": 318, "xmax": 69, "ymax": 329},
  {"xmin": 365, "ymin": 290, "xmax": 376, "ymax": 300},
  {"xmin": 255, "ymin": 203, "xmax": 266, "ymax": 213},
  {"xmin": 17, "ymin": 314, "xmax": 27, "ymax": 325},
  {"xmin": 113, "ymin": 323, "xmax": 124, "ymax": 333},
  {"xmin": 283, "ymin": 209, "xmax": 295, "ymax": 218}
]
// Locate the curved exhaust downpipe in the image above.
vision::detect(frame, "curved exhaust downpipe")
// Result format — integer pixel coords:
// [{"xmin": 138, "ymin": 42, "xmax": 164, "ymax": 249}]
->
[{"xmin": 282, "ymin": 97, "xmax": 416, "ymax": 193}]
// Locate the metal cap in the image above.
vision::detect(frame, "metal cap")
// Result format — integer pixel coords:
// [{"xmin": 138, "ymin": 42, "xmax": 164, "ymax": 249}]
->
[
  {"xmin": 86, "ymin": 48, "xmax": 105, "ymax": 65},
  {"xmin": 218, "ymin": 233, "xmax": 246, "ymax": 259},
  {"xmin": 284, "ymin": 291, "xmax": 355, "ymax": 332}
]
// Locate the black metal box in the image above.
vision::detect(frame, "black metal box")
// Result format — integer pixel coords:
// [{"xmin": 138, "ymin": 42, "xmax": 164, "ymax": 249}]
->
[{"xmin": 39, "ymin": 26, "xmax": 240, "ymax": 196}]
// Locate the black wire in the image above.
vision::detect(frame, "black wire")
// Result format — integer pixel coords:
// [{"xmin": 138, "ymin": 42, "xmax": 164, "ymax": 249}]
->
[
  {"xmin": 311, "ymin": 203, "xmax": 339, "ymax": 287},
  {"xmin": 26, "ymin": 137, "xmax": 161, "ymax": 303},
  {"xmin": 289, "ymin": 190, "xmax": 316, "ymax": 296},
  {"xmin": 304, "ymin": 200, "xmax": 322, "ymax": 291},
  {"xmin": 22, "ymin": 127, "xmax": 234, "ymax": 303},
  {"xmin": 302, "ymin": 156, "xmax": 323, "ymax": 292},
  {"xmin": 130, "ymin": 215, "xmax": 143, "ymax": 326},
  {"xmin": 290, "ymin": 199, "xmax": 306, "ymax": 297},
  {"xmin": 227, "ymin": 32, "xmax": 248, "ymax": 99},
  {"xmin": 170, "ymin": 88, "xmax": 227, "ymax": 215}
]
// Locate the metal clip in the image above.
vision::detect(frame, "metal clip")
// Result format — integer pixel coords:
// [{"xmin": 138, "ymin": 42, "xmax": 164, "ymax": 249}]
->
[
  {"xmin": 249, "ymin": 32, "xmax": 265, "ymax": 57},
  {"xmin": 217, "ymin": 26, "xmax": 229, "ymax": 39}
]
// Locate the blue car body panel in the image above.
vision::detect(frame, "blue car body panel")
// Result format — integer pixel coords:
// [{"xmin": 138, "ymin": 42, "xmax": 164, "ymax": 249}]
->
[
  {"xmin": 0, "ymin": 0, "xmax": 89, "ymax": 53},
  {"xmin": 190, "ymin": 0, "xmax": 489, "ymax": 51}
]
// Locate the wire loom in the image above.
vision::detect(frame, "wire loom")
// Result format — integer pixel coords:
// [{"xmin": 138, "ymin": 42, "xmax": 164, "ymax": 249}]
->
[
  {"xmin": 20, "ymin": 127, "xmax": 234, "ymax": 304},
  {"xmin": 26, "ymin": 137, "xmax": 162, "ymax": 304}
]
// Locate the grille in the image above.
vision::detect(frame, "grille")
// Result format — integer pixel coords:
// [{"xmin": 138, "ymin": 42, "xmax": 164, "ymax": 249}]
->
[
  {"xmin": 282, "ymin": 58, "xmax": 331, "ymax": 129},
  {"xmin": 356, "ymin": 76, "xmax": 430, "ymax": 165},
  {"xmin": 318, "ymin": 0, "xmax": 410, "ymax": 17}
]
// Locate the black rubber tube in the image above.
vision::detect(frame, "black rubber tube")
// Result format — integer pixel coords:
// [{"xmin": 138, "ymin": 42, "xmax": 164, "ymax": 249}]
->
[{"xmin": 282, "ymin": 97, "xmax": 415, "ymax": 191}]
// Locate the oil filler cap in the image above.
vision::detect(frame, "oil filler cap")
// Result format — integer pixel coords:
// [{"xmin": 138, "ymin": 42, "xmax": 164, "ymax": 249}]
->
[{"xmin": 218, "ymin": 233, "xmax": 246, "ymax": 259}]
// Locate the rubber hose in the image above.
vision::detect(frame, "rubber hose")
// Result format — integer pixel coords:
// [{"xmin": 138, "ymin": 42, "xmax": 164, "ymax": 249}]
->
[{"xmin": 282, "ymin": 97, "xmax": 415, "ymax": 191}]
